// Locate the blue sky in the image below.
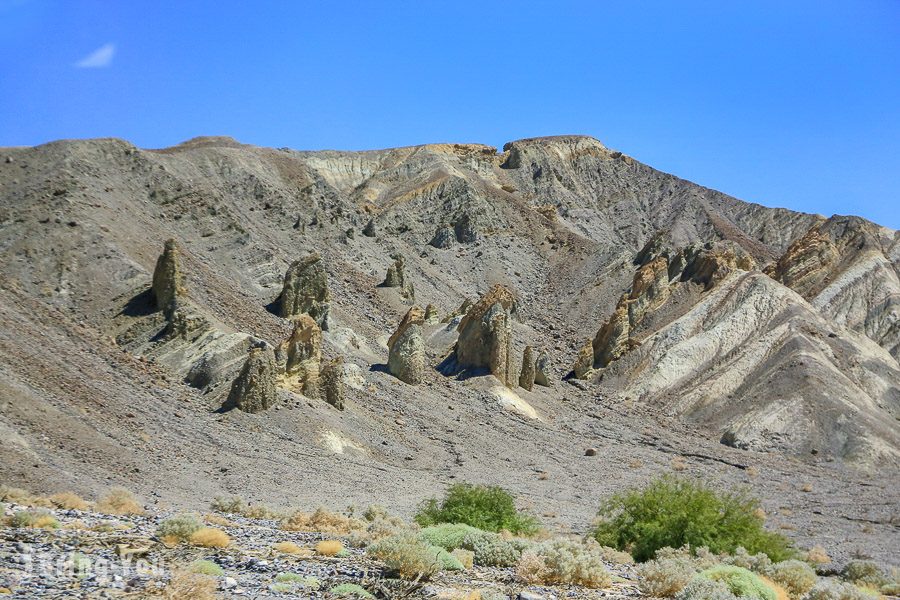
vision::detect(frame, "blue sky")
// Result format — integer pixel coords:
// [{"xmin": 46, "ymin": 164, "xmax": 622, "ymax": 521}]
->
[{"xmin": 1, "ymin": 1, "xmax": 898, "ymax": 228}]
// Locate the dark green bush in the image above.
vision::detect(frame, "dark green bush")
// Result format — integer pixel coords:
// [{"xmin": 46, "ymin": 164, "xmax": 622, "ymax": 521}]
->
[
  {"xmin": 414, "ymin": 483, "xmax": 539, "ymax": 535},
  {"xmin": 592, "ymin": 476, "xmax": 794, "ymax": 562}
]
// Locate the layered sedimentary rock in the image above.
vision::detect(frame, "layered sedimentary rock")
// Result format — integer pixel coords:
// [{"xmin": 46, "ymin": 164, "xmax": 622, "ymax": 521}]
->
[
  {"xmin": 321, "ymin": 356, "xmax": 346, "ymax": 410},
  {"xmin": 387, "ymin": 306, "xmax": 426, "ymax": 384},
  {"xmin": 277, "ymin": 314, "xmax": 322, "ymax": 398},
  {"xmin": 519, "ymin": 345, "xmax": 535, "ymax": 391},
  {"xmin": 151, "ymin": 239, "xmax": 184, "ymax": 319},
  {"xmin": 226, "ymin": 345, "xmax": 278, "ymax": 413},
  {"xmin": 453, "ymin": 285, "xmax": 516, "ymax": 386},
  {"xmin": 424, "ymin": 304, "xmax": 439, "ymax": 324},
  {"xmin": 278, "ymin": 253, "xmax": 331, "ymax": 330}
]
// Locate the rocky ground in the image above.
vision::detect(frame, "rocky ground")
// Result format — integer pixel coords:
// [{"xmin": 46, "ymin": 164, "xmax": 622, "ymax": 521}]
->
[{"xmin": 0, "ymin": 500, "xmax": 643, "ymax": 599}]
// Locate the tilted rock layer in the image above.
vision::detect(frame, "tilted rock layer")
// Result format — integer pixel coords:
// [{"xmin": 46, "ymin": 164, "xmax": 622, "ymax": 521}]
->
[
  {"xmin": 454, "ymin": 285, "xmax": 516, "ymax": 386},
  {"xmin": 279, "ymin": 253, "xmax": 331, "ymax": 329}
]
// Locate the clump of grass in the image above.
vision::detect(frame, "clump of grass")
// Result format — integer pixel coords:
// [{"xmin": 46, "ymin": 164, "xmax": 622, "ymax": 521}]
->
[
  {"xmin": 281, "ymin": 507, "xmax": 366, "ymax": 534},
  {"xmin": 273, "ymin": 541, "xmax": 304, "ymax": 554},
  {"xmin": 315, "ymin": 540, "xmax": 344, "ymax": 556},
  {"xmin": 841, "ymin": 561, "xmax": 888, "ymax": 589},
  {"xmin": 806, "ymin": 546, "xmax": 831, "ymax": 566},
  {"xmin": 593, "ymin": 476, "xmax": 794, "ymax": 562},
  {"xmin": 451, "ymin": 548, "xmax": 474, "ymax": 569},
  {"xmin": 48, "ymin": 492, "xmax": 89, "ymax": 511},
  {"xmin": 7, "ymin": 509, "xmax": 59, "ymax": 529},
  {"xmin": 203, "ymin": 513, "xmax": 233, "ymax": 527},
  {"xmin": 367, "ymin": 532, "xmax": 457, "ymax": 580},
  {"xmin": 330, "ymin": 583, "xmax": 375, "ymax": 598},
  {"xmin": 415, "ymin": 483, "xmax": 540, "ymax": 535},
  {"xmin": 163, "ymin": 570, "xmax": 216, "ymax": 600},
  {"xmin": 805, "ymin": 578, "xmax": 880, "ymax": 600},
  {"xmin": 188, "ymin": 559, "xmax": 224, "ymax": 577},
  {"xmin": 638, "ymin": 557, "xmax": 699, "ymax": 597},
  {"xmin": 96, "ymin": 487, "xmax": 143, "ymax": 516},
  {"xmin": 210, "ymin": 496, "xmax": 245, "ymax": 514},
  {"xmin": 697, "ymin": 565, "xmax": 777, "ymax": 600},
  {"xmin": 420, "ymin": 523, "xmax": 527, "ymax": 567},
  {"xmin": 275, "ymin": 573, "xmax": 319, "ymax": 588},
  {"xmin": 675, "ymin": 578, "xmax": 740, "ymax": 600},
  {"xmin": 156, "ymin": 514, "xmax": 203, "ymax": 543},
  {"xmin": 189, "ymin": 527, "xmax": 231, "ymax": 548}
]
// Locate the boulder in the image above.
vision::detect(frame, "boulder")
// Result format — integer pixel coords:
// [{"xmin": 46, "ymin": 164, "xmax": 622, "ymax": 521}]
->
[
  {"xmin": 388, "ymin": 306, "xmax": 425, "ymax": 384},
  {"xmin": 519, "ymin": 345, "xmax": 535, "ymax": 391},
  {"xmin": 454, "ymin": 285, "xmax": 516, "ymax": 386},
  {"xmin": 442, "ymin": 297, "xmax": 475, "ymax": 323},
  {"xmin": 226, "ymin": 345, "xmax": 278, "ymax": 413},
  {"xmin": 454, "ymin": 213, "xmax": 478, "ymax": 243},
  {"xmin": 278, "ymin": 314, "xmax": 322, "ymax": 398},
  {"xmin": 151, "ymin": 239, "xmax": 184, "ymax": 319},
  {"xmin": 321, "ymin": 356, "xmax": 345, "ymax": 410},
  {"xmin": 278, "ymin": 253, "xmax": 331, "ymax": 330},
  {"xmin": 534, "ymin": 350, "xmax": 553, "ymax": 387},
  {"xmin": 362, "ymin": 218, "xmax": 376, "ymax": 237}
]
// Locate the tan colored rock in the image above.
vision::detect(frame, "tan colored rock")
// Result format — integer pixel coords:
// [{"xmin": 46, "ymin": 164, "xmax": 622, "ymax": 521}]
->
[
  {"xmin": 226, "ymin": 346, "xmax": 277, "ymax": 413},
  {"xmin": 424, "ymin": 303, "xmax": 439, "ymax": 324},
  {"xmin": 573, "ymin": 338, "xmax": 594, "ymax": 380},
  {"xmin": 766, "ymin": 227, "xmax": 839, "ymax": 297},
  {"xmin": 442, "ymin": 297, "xmax": 475, "ymax": 323},
  {"xmin": 388, "ymin": 306, "xmax": 425, "ymax": 384},
  {"xmin": 454, "ymin": 285, "xmax": 516, "ymax": 386},
  {"xmin": 278, "ymin": 314, "xmax": 322, "ymax": 398},
  {"xmin": 519, "ymin": 345, "xmax": 535, "ymax": 391},
  {"xmin": 279, "ymin": 253, "xmax": 331, "ymax": 329},
  {"xmin": 321, "ymin": 356, "xmax": 345, "ymax": 410},
  {"xmin": 151, "ymin": 238, "xmax": 184, "ymax": 319}
]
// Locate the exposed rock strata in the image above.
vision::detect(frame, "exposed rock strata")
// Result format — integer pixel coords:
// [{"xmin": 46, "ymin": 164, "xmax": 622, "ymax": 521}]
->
[
  {"xmin": 387, "ymin": 306, "xmax": 426, "ymax": 384},
  {"xmin": 226, "ymin": 345, "xmax": 278, "ymax": 413},
  {"xmin": 278, "ymin": 253, "xmax": 331, "ymax": 330}
]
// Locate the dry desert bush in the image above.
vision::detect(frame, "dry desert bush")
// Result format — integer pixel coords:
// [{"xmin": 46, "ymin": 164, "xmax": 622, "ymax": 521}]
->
[
  {"xmin": 189, "ymin": 527, "xmax": 231, "ymax": 548},
  {"xmin": 96, "ymin": 487, "xmax": 143, "ymax": 515}
]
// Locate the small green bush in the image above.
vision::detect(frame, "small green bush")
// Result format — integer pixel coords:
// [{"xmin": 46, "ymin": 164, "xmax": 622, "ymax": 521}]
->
[
  {"xmin": 805, "ymin": 579, "xmax": 880, "ymax": 600},
  {"xmin": 593, "ymin": 476, "xmax": 794, "ymax": 562},
  {"xmin": 188, "ymin": 559, "xmax": 224, "ymax": 577},
  {"xmin": 460, "ymin": 529, "xmax": 524, "ymax": 567},
  {"xmin": 415, "ymin": 483, "xmax": 539, "ymax": 534},
  {"xmin": 367, "ymin": 532, "xmax": 447, "ymax": 579},
  {"xmin": 274, "ymin": 573, "xmax": 319, "ymax": 588},
  {"xmin": 697, "ymin": 565, "xmax": 776, "ymax": 600},
  {"xmin": 210, "ymin": 496, "xmax": 246, "ymax": 514},
  {"xmin": 330, "ymin": 583, "xmax": 375, "ymax": 599},
  {"xmin": 157, "ymin": 514, "xmax": 203, "ymax": 542},
  {"xmin": 520, "ymin": 538, "xmax": 613, "ymax": 588},
  {"xmin": 722, "ymin": 547, "xmax": 774, "ymax": 576},
  {"xmin": 770, "ymin": 559, "xmax": 817, "ymax": 597},
  {"xmin": 841, "ymin": 560, "xmax": 888, "ymax": 588},
  {"xmin": 420, "ymin": 523, "xmax": 482, "ymax": 550},
  {"xmin": 675, "ymin": 578, "xmax": 740, "ymax": 600}
]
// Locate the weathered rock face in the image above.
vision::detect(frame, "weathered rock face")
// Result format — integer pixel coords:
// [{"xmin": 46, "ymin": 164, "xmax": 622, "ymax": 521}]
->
[
  {"xmin": 534, "ymin": 350, "xmax": 553, "ymax": 387},
  {"xmin": 424, "ymin": 304, "xmax": 439, "ymax": 324},
  {"xmin": 151, "ymin": 239, "xmax": 184, "ymax": 319},
  {"xmin": 767, "ymin": 216, "xmax": 900, "ymax": 359},
  {"xmin": 586, "ymin": 240, "xmax": 756, "ymax": 375},
  {"xmin": 226, "ymin": 345, "xmax": 278, "ymax": 413},
  {"xmin": 573, "ymin": 338, "xmax": 594, "ymax": 380},
  {"xmin": 163, "ymin": 306, "xmax": 209, "ymax": 341},
  {"xmin": 277, "ymin": 314, "xmax": 322, "ymax": 398},
  {"xmin": 429, "ymin": 224, "xmax": 455, "ymax": 249},
  {"xmin": 442, "ymin": 298, "xmax": 475, "ymax": 323},
  {"xmin": 321, "ymin": 356, "xmax": 345, "ymax": 410},
  {"xmin": 381, "ymin": 254, "xmax": 415, "ymax": 301},
  {"xmin": 454, "ymin": 285, "xmax": 516, "ymax": 386},
  {"xmin": 519, "ymin": 345, "xmax": 535, "ymax": 391},
  {"xmin": 387, "ymin": 306, "xmax": 425, "ymax": 384},
  {"xmin": 278, "ymin": 253, "xmax": 331, "ymax": 330},
  {"xmin": 454, "ymin": 213, "xmax": 478, "ymax": 243}
]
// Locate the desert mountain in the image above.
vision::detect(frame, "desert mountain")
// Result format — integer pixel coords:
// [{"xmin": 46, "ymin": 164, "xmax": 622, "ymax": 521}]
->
[{"xmin": 0, "ymin": 135, "xmax": 897, "ymax": 562}]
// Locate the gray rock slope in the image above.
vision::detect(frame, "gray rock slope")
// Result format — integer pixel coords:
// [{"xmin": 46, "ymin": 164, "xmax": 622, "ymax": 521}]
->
[{"xmin": 0, "ymin": 135, "xmax": 897, "ymax": 563}]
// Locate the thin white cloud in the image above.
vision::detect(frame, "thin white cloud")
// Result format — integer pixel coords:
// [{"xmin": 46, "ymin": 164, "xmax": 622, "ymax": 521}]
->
[{"xmin": 75, "ymin": 43, "xmax": 116, "ymax": 68}]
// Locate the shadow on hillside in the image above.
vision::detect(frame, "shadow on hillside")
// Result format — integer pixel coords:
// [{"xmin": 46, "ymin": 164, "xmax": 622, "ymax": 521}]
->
[{"xmin": 119, "ymin": 288, "xmax": 156, "ymax": 318}]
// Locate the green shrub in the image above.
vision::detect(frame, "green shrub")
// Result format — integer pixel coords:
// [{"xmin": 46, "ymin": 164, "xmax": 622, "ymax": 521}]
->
[
  {"xmin": 157, "ymin": 514, "xmax": 203, "ymax": 542},
  {"xmin": 805, "ymin": 579, "xmax": 880, "ymax": 600},
  {"xmin": 697, "ymin": 565, "xmax": 776, "ymax": 600},
  {"xmin": 415, "ymin": 483, "xmax": 539, "ymax": 534},
  {"xmin": 593, "ymin": 476, "xmax": 794, "ymax": 562},
  {"xmin": 330, "ymin": 583, "xmax": 375, "ymax": 598},
  {"xmin": 460, "ymin": 529, "xmax": 524, "ymax": 567},
  {"xmin": 638, "ymin": 558, "xmax": 699, "ymax": 597},
  {"xmin": 841, "ymin": 561, "xmax": 888, "ymax": 588},
  {"xmin": 367, "ymin": 532, "xmax": 447, "ymax": 579},
  {"xmin": 188, "ymin": 560, "xmax": 224, "ymax": 577},
  {"xmin": 722, "ymin": 547, "xmax": 774, "ymax": 576},
  {"xmin": 210, "ymin": 496, "xmax": 246, "ymax": 514},
  {"xmin": 770, "ymin": 559, "xmax": 817, "ymax": 597},
  {"xmin": 420, "ymin": 523, "xmax": 482, "ymax": 550},
  {"xmin": 274, "ymin": 573, "xmax": 319, "ymax": 588},
  {"xmin": 675, "ymin": 578, "xmax": 740, "ymax": 600}
]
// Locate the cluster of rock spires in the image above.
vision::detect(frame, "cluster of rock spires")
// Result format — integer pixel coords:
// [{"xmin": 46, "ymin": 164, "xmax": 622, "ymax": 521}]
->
[{"xmin": 576, "ymin": 235, "xmax": 756, "ymax": 378}]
